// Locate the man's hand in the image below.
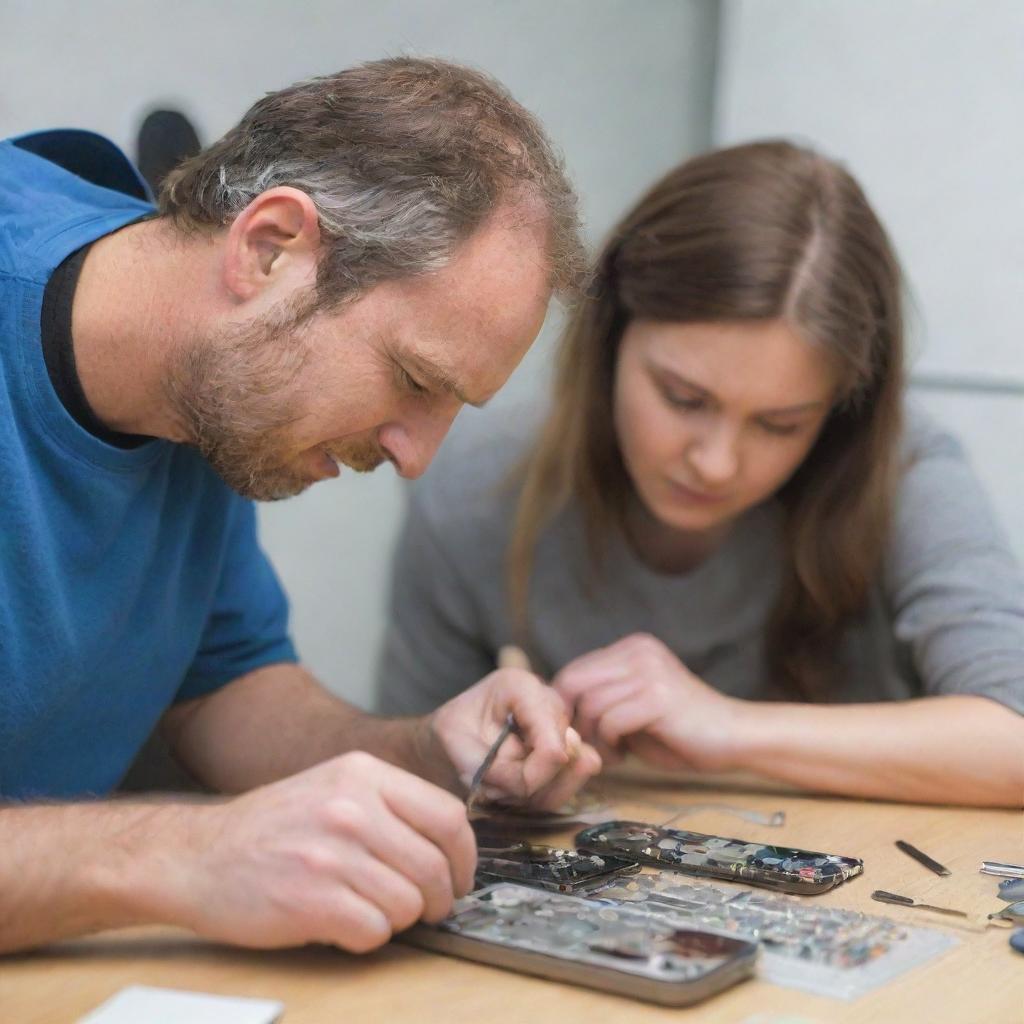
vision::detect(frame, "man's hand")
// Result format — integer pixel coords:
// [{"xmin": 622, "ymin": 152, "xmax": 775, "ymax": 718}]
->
[
  {"xmin": 162, "ymin": 751, "xmax": 476, "ymax": 952},
  {"xmin": 162, "ymin": 662, "xmax": 598, "ymax": 815},
  {"xmin": 425, "ymin": 669, "xmax": 601, "ymax": 811},
  {"xmin": 552, "ymin": 633, "xmax": 741, "ymax": 773}
]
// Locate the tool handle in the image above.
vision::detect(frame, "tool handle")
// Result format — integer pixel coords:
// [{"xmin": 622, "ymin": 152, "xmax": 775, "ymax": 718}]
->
[
  {"xmin": 895, "ymin": 839, "xmax": 951, "ymax": 876},
  {"xmin": 981, "ymin": 861, "xmax": 1024, "ymax": 879},
  {"xmin": 871, "ymin": 890, "xmax": 914, "ymax": 906},
  {"xmin": 497, "ymin": 645, "xmax": 533, "ymax": 671}
]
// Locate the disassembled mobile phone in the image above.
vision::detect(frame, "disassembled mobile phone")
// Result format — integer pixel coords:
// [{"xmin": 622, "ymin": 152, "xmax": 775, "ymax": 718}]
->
[
  {"xmin": 403, "ymin": 883, "xmax": 758, "ymax": 1006},
  {"xmin": 469, "ymin": 792, "xmax": 612, "ymax": 831},
  {"xmin": 576, "ymin": 821, "xmax": 863, "ymax": 895},
  {"xmin": 475, "ymin": 842, "xmax": 641, "ymax": 894}
]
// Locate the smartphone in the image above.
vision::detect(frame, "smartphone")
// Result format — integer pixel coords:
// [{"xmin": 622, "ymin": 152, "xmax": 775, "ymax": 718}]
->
[
  {"xmin": 575, "ymin": 821, "xmax": 863, "ymax": 895},
  {"xmin": 475, "ymin": 844, "xmax": 641, "ymax": 894},
  {"xmin": 403, "ymin": 883, "xmax": 758, "ymax": 1006}
]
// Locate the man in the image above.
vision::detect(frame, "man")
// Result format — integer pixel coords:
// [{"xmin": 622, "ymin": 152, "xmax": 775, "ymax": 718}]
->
[{"xmin": 0, "ymin": 58, "xmax": 600, "ymax": 954}]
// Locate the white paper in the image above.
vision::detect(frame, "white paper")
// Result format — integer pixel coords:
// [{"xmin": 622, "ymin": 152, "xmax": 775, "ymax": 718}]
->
[{"xmin": 76, "ymin": 985, "xmax": 284, "ymax": 1024}]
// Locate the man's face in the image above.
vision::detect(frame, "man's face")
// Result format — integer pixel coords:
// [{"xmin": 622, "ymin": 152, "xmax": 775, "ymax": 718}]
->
[{"xmin": 169, "ymin": 205, "xmax": 552, "ymax": 500}]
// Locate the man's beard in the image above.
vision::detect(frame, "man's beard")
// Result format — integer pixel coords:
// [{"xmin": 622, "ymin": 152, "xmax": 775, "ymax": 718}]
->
[{"xmin": 164, "ymin": 303, "xmax": 385, "ymax": 501}]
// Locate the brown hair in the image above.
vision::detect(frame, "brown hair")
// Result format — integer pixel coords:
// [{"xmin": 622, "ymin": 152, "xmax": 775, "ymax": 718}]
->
[
  {"xmin": 161, "ymin": 57, "xmax": 584, "ymax": 307},
  {"xmin": 508, "ymin": 140, "xmax": 905, "ymax": 700}
]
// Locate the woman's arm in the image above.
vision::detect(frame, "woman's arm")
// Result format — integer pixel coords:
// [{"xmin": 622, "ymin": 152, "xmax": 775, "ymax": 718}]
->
[
  {"xmin": 553, "ymin": 633, "xmax": 1024, "ymax": 807},
  {"xmin": 881, "ymin": 419, "xmax": 1024, "ymax": 719},
  {"xmin": 726, "ymin": 692, "xmax": 1024, "ymax": 806}
]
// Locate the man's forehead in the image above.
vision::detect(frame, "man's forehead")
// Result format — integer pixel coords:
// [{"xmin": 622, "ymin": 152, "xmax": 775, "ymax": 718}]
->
[
  {"xmin": 394, "ymin": 295, "xmax": 550, "ymax": 408},
  {"xmin": 378, "ymin": 206, "xmax": 553, "ymax": 406}
]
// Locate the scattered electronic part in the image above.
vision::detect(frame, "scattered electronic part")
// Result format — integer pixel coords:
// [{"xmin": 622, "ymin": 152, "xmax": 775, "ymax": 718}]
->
[
  {"xmin": 576, "ymin": 821, "xmax": 863, "ymax": 895},
  {"xmin": 475, "ymin": 844, "xmax": 640, "ymax": 894},
  {"xmin": 597, "ymin": 873, "xmax": 908, "ymax": 969}
]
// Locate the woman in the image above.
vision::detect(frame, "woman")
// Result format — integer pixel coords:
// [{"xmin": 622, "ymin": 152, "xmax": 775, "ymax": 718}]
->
[{"xmin": 376, "ymin": 141, "xmax": 1024, "ymax": 807}]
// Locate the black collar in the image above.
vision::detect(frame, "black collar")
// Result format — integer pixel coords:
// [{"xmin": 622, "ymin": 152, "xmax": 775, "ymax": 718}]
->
[{"xmin": 40, "ymin": 241, "xmax": 151, "ymax": 449}]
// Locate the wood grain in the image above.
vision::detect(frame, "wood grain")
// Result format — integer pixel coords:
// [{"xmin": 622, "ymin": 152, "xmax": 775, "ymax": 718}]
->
[{"xmin": 2, "ymin": 782, "xmax": 1021, "ymax": 1024}]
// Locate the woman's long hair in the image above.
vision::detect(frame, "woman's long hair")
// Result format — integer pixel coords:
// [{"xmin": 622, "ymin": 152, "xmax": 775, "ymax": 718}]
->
[{"xmin": 508, "ymin": 141, "xmax": 905, "ymax": 700}]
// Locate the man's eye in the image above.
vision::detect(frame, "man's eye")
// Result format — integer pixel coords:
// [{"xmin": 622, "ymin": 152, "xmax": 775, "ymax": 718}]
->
[{"xmin": 399, "ymin": 367, "xmax": 428, "ymax": 395}]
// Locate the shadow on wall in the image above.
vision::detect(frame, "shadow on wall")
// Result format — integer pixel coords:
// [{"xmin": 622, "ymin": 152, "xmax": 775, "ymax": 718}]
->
[{"xmin": 135, "ymin": 108, "xmax": 201, "ymax": 195}]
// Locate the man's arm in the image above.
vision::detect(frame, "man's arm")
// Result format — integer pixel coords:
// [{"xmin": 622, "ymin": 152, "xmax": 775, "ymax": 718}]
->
[
  {"xmin": 0, "ymin": 753, "xmax": 477, "ymax": 955},
  {"xmin": 162, "ymin": 663, "xmax": 429, "ymax": 790},
  {"xmin": 0, "ymin": 801, "xmax": 185, "ymax": 953},
  {"xmin": 0, "ymin": 659, "xmax": 597, "ymax": 955},
  {"xmin": 163, "ymin": 662, "xmax": 600, "ymax": 809}
]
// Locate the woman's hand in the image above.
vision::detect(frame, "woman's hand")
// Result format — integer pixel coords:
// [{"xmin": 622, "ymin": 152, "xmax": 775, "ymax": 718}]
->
[{"xmin": 552, "ymin": 633, "xmax": 742, "ymax": 773}]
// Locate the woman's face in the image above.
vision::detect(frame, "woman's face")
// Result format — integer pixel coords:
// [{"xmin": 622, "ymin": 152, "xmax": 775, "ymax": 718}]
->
[{"xmin": 613, "ymin": 318, "xmax": 838, "ymax": 535}]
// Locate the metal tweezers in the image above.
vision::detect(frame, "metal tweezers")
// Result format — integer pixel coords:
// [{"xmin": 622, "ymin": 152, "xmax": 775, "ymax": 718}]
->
[{"xmin": 465, "ymin": 713, "xmax": 518, "ymax": 813}]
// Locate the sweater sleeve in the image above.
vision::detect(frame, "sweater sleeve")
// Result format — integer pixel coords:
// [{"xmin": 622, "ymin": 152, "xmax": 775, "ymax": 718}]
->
[
  {"xmin": 884, "ymin": 418, "xmax": 1024, "ymax": 714},
  {"xmin": 373, "ymin": 487, "xmax": 497, "ymax": 715}
]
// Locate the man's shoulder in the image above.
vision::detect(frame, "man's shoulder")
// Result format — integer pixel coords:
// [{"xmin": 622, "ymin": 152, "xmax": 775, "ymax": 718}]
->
[
  {"xmin": 0, "ymin": 131, "xmax": 153, "ymax": 275},
  {"xmin": 8, "ymin": 130, "xmax": 150, "ymax": 202}
]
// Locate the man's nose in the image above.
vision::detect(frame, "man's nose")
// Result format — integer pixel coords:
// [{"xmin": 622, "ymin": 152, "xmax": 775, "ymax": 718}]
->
[{"xmin": 378, "ymin": 403, "xmax": 462, "ymax": 480}]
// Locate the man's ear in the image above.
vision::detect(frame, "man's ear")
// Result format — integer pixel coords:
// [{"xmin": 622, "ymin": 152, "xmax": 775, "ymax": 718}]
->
[{"xmin": 222, "ymin": 186, "xmax": 321, "ymax": 302}]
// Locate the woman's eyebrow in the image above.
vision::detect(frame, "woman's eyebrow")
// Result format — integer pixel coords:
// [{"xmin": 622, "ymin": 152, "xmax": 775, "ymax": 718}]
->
[
  {"xmin": 647, "ymin": 361, "xmax": 715, "ymax": 399},
  {"xmin": 756, "ymin": 399, "xmax": 830, "ymax": 416},
  {"xmin": 651, "ymin": 362, "xmax": 828, "ymax": 415}
]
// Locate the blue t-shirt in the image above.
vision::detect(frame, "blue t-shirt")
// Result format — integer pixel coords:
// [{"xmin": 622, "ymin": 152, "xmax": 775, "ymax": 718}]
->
[{"xmin": 0, "ymin": 131, "xmax": 298, "ymax": 799}]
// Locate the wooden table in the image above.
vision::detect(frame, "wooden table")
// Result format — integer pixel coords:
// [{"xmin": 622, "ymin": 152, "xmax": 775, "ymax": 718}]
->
[{"xmin": 3, "ymin": 780, "xmax": 1022, "ymax": 1024}]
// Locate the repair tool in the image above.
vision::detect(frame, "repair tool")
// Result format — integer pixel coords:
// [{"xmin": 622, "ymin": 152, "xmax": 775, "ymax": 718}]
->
[
  {"xmin": 895, "ymin": 839, "xmax": 951, "ymax": 877},
  {"xmin": 870, "ymin": 890, "xmax": 968, "ymax": 918},
  {"xmin": 464, "ymin": 645, "xmax": 536, "ymax": 813},
  {"xmin": 466, "ymin": 712, "xmax": 518, "ymax": 813},
  {"xmin": 988, "ymin": 901, "xmax": 1024, "ymax": 925},
  {"xmin": 980, "ymin": 861, "xmax": 1024, "ymax": 879}
]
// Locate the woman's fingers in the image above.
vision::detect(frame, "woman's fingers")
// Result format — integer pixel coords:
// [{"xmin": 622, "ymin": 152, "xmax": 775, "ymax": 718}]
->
[
  {"xmin": 573, "ymin": 676, "xmax": 644, "ymax": 741},
  {"xmin": 593, "ymin": 698, "xmax": 661, "ymax": 749}
]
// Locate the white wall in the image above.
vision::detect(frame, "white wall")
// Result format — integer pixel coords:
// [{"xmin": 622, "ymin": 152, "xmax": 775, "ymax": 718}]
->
[
  {"xmin": 2, "ymin": 0, "xmax": 720, "ymax": 707},
  {"xmin": 715, "ymin": 0, "xmax": 1024, "ymax": 556}
]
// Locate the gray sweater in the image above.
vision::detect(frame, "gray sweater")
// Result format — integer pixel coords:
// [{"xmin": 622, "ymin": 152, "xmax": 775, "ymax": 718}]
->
[{"xmin": 374, "ymin": 406, "xmax": 1024, "ymax": 717}]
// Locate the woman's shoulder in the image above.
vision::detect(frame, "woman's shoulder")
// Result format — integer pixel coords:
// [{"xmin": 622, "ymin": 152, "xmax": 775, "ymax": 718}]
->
[
  {"xmin": 899, "ymin": 403, "xmax": 967, "ymax": 466},
  {"xmin": 894, "ymin": 404, "xmax": 987, "ymax": 515},
  {"xmin": 889, "ymin": 401, "xmax": 1011, "ymax": 558}
]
